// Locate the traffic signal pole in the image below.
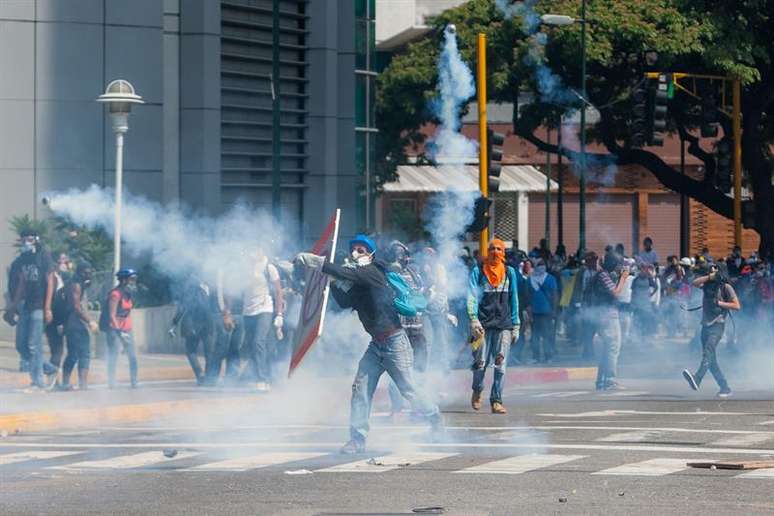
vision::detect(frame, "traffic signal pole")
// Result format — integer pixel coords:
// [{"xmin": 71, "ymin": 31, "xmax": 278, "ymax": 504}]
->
[
  {"xmin": 477, "ymin": 32, "xmax": 488, "ymax": 258},
  {"xmin": 732, "ymin": 79, "xmax": 742, "ymax": 246}
]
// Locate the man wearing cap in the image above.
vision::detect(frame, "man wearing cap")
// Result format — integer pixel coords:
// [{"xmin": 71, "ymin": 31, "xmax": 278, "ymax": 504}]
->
[
  {"xmin": 467, "ymin": 238, "xmax": 520, "ymax": 414},
  {"xmin": 103, "ymin": 268, "xmax": 139, "ymax": 388},
  {"xmin": 295, "ymin": 234, "xmax": 443, "ymax": 454}
]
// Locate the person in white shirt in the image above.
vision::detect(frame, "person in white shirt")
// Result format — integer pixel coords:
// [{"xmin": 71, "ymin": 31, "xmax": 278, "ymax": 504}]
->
[{"xmin": 241, "ymin": 247, "xmax": 284, "ymax": 391}]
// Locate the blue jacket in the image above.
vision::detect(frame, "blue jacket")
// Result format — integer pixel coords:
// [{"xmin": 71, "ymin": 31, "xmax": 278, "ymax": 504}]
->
[{"xmin": 467, "ymin": 265, "xmax": 520, "ymax": 330}]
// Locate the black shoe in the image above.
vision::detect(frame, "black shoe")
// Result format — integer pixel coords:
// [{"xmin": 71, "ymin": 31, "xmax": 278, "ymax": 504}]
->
[
  {"xmin": 682, "ymin": 369, "xmax": 698, "ymax": 391},
  {"xmin": 340, "ymin": 439, "xmax": 366, "ymax": 454},
  {"xmin": 717, "ymin": 388, "xmax": 732, "ymax": 398}
]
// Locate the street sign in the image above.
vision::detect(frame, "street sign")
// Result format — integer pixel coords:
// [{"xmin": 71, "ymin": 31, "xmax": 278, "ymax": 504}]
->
[{"xmin": 288, "ymin": 209, "xmax": 341, "ymax": 376}]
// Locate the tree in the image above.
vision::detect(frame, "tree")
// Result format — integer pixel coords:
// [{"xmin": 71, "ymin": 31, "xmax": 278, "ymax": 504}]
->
[{"xmin": 376, "ymin": 0, "xmax": 774, "ymax": 257}]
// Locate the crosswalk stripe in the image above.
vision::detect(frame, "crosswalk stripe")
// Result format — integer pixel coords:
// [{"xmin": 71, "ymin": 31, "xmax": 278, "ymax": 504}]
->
[
  {"xmin": 596, "ymin": 430, "xmax": 664, "ymax": 443},
  {"xmin": 593, "ymin": 458, "xmax": 699, "ymax": 476},
  {"xmin": 317, "ymin": 452, "xmax": 456, "ymax": 473},
  {"xmin": 710, "ymin": 433, "xmax": 774, "ymax": 447},
  {"xmin": 736, "ymin": 468, "xmax": 774, "ymax": 478},
  {"xmin": 181, "ymin": 452, "xmax": 327, "ymax": 472},
  {"xmin": 0, "ymin": 451, "xmax": 81, "ymax": 466},
  {"xmin": 598, "ymin": 391, "xmax": 651, "ymax": 397},
  {"xmin": 454, "ymin": 454, "xmax": 586, "ymax": 475},
  {"xmin": 50, "ymin": 451, "xmax": 199, "ymax": 470},
  {"xmin": 532, "ymin": 391, "xmax": 588, "ymax": 398}
]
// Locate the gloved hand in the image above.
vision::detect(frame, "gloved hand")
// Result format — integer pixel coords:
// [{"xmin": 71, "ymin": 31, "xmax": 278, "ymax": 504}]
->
[
  {"xmin": 295, "ymin": 252, "xmax": 325, "ymax": 269},
  {"xmin": 168, "ymin": 326, "xmax": 177, "ymax": 338},
  {"xmin": 446, "ymin": 313, "xmax": 458, "ymax": 327},
  {"xmin": 470, "ymin": 319, "xmax": 484, "ymax": 340},
  {"xmin": 273, "ymin": 315, "xmax": 284, "ymax": 329},
  {"xmin": 2, "ymin": 309, "xmax": 17, "ymax": 327}
]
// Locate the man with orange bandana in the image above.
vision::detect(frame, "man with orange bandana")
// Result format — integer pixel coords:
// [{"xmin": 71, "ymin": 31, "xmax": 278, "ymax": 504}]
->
[{"xmin": 467, "ymin": 238, "xmax": 520, "ymax": 414}]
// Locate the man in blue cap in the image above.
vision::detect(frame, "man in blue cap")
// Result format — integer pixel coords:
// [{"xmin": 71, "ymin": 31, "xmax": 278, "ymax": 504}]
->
[{"xmin": 296, "ymin": 234, "xmax": 443, "ymax": 454}]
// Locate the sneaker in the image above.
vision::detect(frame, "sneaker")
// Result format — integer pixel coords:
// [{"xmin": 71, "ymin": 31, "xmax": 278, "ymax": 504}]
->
[
  {"xmin": 45, "ymin": 373, "xmax": 58, "ymax": 390},
  {"xmin": 604, "ymin": 381, "xmax": 625, "ymax": 391},
  {"xmin": 717, "ymin": 388, "xmax": 732, "ymax": 398},
  {"xmin": 682, "ymin": 369, "xmax": 699, "ymax": 391},
  {"xmin": 255, "ymin": 382, "xmax": 272, "ymax": 392},
  {"xmin": 491, "ymin": 401, "xmax": 507, "ymax": 414},
  {"xmin": 339, "ymin": 439, "xmax": 366, "ymax": 454}
]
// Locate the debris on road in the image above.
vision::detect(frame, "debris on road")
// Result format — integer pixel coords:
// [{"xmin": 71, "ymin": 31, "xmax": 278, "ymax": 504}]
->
[
  {"xmin": 284, "ymin": 469, "xmax": 313, "ymax": 475},
  {"xmin": 412, "ymin": 507, "xmax": 445, "ymax": 514},
  {"xmin": 688, "ymin": 460, "xmax": 774, "ymax": 470},
  {"xmin": 162, "ymin": 448, "xmax": 178, "ymax": 458},
  {"xmin": 558, "ymin": 497, "xmax": 568, "ymax": 503},
  {"xmin": 618, "ymin": 492, "xmax": 625, "ymax": 497},
  {"xmin": 367, "ymin": 457, "xmax": 411, "ymax": 467}
]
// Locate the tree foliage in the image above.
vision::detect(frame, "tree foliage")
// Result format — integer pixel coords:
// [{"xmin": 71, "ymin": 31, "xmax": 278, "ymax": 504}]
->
[{"xmin": 376, "ymin": 0, "xmax": 774, "ymax": 256}]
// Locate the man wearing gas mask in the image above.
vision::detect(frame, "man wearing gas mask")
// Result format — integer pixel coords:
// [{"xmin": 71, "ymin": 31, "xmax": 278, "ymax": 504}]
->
[
  {"xmin": 682, "ymin": 263, "xmax": 739, "ymax": 397},
  {"xmin": 4, "ymin": 229, "xmax": 57, "ymax": 389},
  {"xmin": 295, "ymin": 234, "xmax": 443, "ymax": 454}
]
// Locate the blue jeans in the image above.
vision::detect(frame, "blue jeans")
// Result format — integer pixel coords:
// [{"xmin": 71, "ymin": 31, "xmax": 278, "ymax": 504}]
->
[
  {"xmin": 63, "ymin": 322, "xmax": 91, "ymax": 383},
  {"xmin": 242, "ymin": 313, "xmax": 273, "ymax": 383},
  {"xmin": 105, "ymin": 329, "xmax": 138, "ymax": 386},
  {"xmin": 350, "ymin": 329, "xmax": 441, "ymax": 442},
  {"xmin": 388, "ymin": 327, "xmax": 428, "ymax": 412},
  {"xmin": 17, "ymin": 308, "xmax": 55, "ymax": 386},
  {"xmin": 208, "ymin": 315, "xmax": 244, "ymax": 382},
  {"xmin": 472, "ymin": 328, "xmax": 511, "ymax": 403},
  {"xmin": 595, "ymin": 312, "xmax": 622, "ymax": 387}
]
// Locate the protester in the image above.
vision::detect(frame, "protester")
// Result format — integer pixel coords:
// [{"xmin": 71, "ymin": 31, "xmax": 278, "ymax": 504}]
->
[
  {"xmin": 587, "ymin": 252, "xmax": 629, "ymax": 390},
  {"xmin": 509, "ymin": 258, "xmax": 532, "ymax": 365},
  {"xmin": 5, "ymin": 229, "xmax": 58, "ymax": 390},
  {"xmin": 169, "ymin": 279, "xmax": 219, "ymax": 385},
  {"xmin": 295, "ymin": 234, "xmax": 443, "ymax": 454},
  {"xmin": 630, "ymin": 262, "xmax": 658, "ymax": 344},
  {"xmin": 638, "ymin": 237, "xmax": 659, "ymax": 266},
  {"xmin": 207, "ymin": 269, "xmax": 245, "ymax": 386},
  {"xmin": 578, "ymin": 252, "xmax": 601, "ymax": 361},
  {"xmin": 103, "ymin": 268, "xmax": 139, "ymax": 389},
  {"xmin": 46, "ymin": 252, "xmax": 73, "ymax": 386},
  {"xmin": 417, "ymin": 247, "xmax": 458, "ymax": 371},
  {"xmin": 60, "ymin": 262, "xmax": 97, "ymax": 391},
  {"xmin": 528, "ymin": 258, "xmax": 558, "ymax": 364},
  {"xmin": 240, "ymin": 247, "xmax": 284, "ymax": 392},
  {"xmin": 682, "ymin": 262, "xmax": 740, "ymax": 397},
  {"xmin": 467, "ymin": 238, "xmax": 520, "ymax": 414}
]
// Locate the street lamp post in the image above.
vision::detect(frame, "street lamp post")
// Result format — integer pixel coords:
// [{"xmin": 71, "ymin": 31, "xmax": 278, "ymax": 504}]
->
[
  {"xmin": 542, "ymin": 0, "xmax": 587, "ymax": 256},
  {"xmin": 97, "ymin": 80, "xmax": 144, "ymax": 281}
]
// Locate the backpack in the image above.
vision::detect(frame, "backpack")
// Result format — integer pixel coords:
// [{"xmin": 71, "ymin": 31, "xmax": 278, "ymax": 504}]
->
[{"xmin": 386, "ymin": 271, "xmax": 427, "ymax": 318}]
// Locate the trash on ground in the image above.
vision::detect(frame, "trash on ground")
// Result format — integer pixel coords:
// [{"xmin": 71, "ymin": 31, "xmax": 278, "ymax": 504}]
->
[
  {"xmin": 284, "ymin": 469, "xmax": 313, "ymax": 475},
  {"xmin": 412, "ymin": 506, "xmax": 445, "ymax": 514},
  {"xmin": 688, "ymin": 460, "xmax": 774, "ymax": 470},
  {"xmin": 558, "ymin": 497, "xmax": 568, "ymax": 503},
  {"xmin": 162, "ymin": 448, "xmax": 178, "ymax": 458}
]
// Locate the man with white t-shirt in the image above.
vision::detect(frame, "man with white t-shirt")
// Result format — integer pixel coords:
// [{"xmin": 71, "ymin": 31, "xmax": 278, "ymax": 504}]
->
[{"xmin": 241, "ymin": 248, "xmax": 284, "ymax": 391}]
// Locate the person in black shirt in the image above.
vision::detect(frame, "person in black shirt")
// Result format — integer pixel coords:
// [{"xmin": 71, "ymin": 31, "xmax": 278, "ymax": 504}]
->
[
  {"xmin": 61, "ymin": 262, "xmax": 98, "ymax": 390},
  {"xmin": 682, "ymin": 264, "xmax": 740, "ymax": 397},
  {"xmin": 169, "ymin": 280, "xmax": 219, "ymax": 385},
  {"xmin": 296, "ymin": 234, "xmax": 443, "ymax": 454}
]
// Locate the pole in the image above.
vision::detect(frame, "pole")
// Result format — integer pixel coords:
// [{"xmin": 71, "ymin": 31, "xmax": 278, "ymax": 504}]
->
[
  {"xmin": 477, "ymin": 33, "xmax": 489, "ymax": 257},
  {"xmin": 113, "ymin": 132, "xmax": 124, "ymax": 283},
  {"xmin": 679, "ymin": 134, "xmax": 689, "ymax": 257},
  {"xmin": 578, "ymin": 0, "xmax": 587, "ymax": 256},
  {"xmin": 732, "ymin": 78, "xmax": 742, "ymax": 246},
  {"xmin": 557, "ymin": 115, "xmax": 564, "ymax": 247},
  {"xmin": 271, "ymin": 0, "xmax": 281, "ymax": 221},
  {"xmin": 545, "ymin": 127, "xmax": 551, "ymax": 251}
]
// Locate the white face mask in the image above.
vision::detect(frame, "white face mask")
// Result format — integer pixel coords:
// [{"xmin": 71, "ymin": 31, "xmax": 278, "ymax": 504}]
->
[{"xmin": 351, "ymin": 249, "xmax": 373, "ymax": 266}]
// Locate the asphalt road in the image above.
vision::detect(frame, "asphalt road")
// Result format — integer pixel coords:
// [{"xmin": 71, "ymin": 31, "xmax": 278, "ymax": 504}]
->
[{"xmin": 5, "ymin": 378, "xmax": 774, "ymax": 515}]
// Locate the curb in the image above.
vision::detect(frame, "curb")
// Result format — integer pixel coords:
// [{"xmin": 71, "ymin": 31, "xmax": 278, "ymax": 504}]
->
[{"xmin": 0, "ymin": 366, "xmax": 193, "ymax": 390}]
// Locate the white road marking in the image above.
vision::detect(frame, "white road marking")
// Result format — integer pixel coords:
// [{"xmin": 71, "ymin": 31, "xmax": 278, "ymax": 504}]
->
[
  {"xmin": 710, "ymin": 433, "xmax": 774, "ymax": 447},
  {"xmin": 593, "ymin": 458, "xmax": 701, "ymax": 476},
  {"xmin": 0, "ymin": 451, "xmax": 81, "ymax": 466},
  {"xmin": 454, "ymin": 454, "xmax": 585, "ymax": 475},
  {"xmin": 736, "ymin": 468, "xmax": 774, "ymax": 478},
  {"xmin": 532, "ymin": 391, "xmax": 589, "ymax": 398},
  {"xmin": 51, "ymin": 451, "xmax": 200, "ymax": 471},
  {"xmin": 181, "ymin": 452, "xmax": 327, "ymax": 472},
  {"xmin": 597, "ymin": 430, "xmax": 664, "ymax": 443},
  {"xmin": 598, "ymin": 391, "xmax": 651, "ymax": 397},
  {"xmin": 539, "ymin": 410, "xmax": 760, "ymax": 418},
  {"xmin": 317, "ymin": 452, "xmax": 456, "ymax": 473}
]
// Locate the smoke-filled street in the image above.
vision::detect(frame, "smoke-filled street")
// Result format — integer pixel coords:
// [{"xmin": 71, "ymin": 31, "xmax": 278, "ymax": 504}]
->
[{"xmin": 5, "ymin": 378, "xmax": 774, "ymax": 515}]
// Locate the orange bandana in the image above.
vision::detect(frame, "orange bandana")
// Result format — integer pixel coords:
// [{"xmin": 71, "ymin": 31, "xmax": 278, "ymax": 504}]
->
[{"xmin": 483, "ymin": 238, "xmax": 506, "ymax": 287}]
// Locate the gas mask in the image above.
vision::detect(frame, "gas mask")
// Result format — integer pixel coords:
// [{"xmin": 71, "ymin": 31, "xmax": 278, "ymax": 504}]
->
[
  {"xmin": 21, "ymin": 241, "xmax": 35, "ymax": 253},
  {"xmin": 351, "ymin": 249, "xmax": 373, "ymax": 266}
]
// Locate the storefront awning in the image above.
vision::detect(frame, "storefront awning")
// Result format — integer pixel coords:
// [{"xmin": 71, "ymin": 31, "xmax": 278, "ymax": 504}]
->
[{"xmin": 383, "ymin": 165, "xmax": 557, "ymax": 193}]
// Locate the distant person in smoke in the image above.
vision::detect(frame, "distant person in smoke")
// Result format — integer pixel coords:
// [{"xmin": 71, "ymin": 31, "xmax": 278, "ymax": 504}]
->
[
  {"xmin": 417, "ymin": 247, "xmax": 458, "ymax": 372},
  {"xmin": 169, "ymin": 279, "xmax": 219, "ymax": 385},
  {"xmin": 682, "ymin": 263, "xmax": 740, "ymax": 398},
  {"xmin": 207, "ymin": 269, "xmax": 245, "ymax": 386},
  {"xmin": 240, "ymin": 247, "xmax": 284, "ymax": 392},
  {"xmin": 629, "ymin": 262, "xmax": 659, "ymax": 344},
  {"xmin": 5, "ymin": 229, "xmax": 58, "ymax": 390},
  {"xmin": 295, "ymin": 234, "xmax": 444, "ymax": 454},
  {"xmin": 509, "ymin": 258, "xmax": 532, "ymax": 366},
  {"xmin": 467, "ymin": 238, "xmax": 520, "ymax": 414},
  {"xmin": 528, "ymin": 258, "xmax": 558, "ymax": 364},
  {"xmin": 638, "ymin": 237, "xmax": 659, "ymax": 266},
  {"xmin": 102, "ymin": 268, "xmax": 139, "ymax": 389},
  {"xmin": 587, "ymin": 252, "xmax": 629, "ymax": 391},
  {"xmin": 578, "ymin": 252, "xmax": 601, "ymax": 361},
  {"xmin": 60, "ymin": 262, "xmax": 97, "ymax": 391},
  {"xmin": 46, "ymin": 252, "xmax": 72, "ymax": 386}
]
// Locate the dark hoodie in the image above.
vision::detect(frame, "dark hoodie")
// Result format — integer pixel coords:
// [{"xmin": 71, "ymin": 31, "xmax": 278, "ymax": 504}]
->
[{"xmin": 324, "ymin": 259, "xmax": 401, "ymax": 339}]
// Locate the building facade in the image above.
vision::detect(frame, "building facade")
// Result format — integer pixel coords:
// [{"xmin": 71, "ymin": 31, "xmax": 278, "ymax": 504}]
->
[{"xmin": 0, "ymin": 0, "xmax": 361, "ymax": 299}]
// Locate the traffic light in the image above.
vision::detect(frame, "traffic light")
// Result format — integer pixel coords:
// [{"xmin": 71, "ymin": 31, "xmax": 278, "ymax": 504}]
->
[
  {"xmin": 700, "ymin": 87, "xmax": 719, "ymax": 138},
  {"xmin": 715, "ymin": 137, "xmax": 732, "ymax": 192},
  {"xmin": 466, "ymin": 196, "xmax": 492, "ymax": 233},
  {"xmin": 631, "ymin": 80, "xmax": 649, "ymax": 148},
  {"xmin": 650, "ymin": 73, "xmax": 670, "ymax": 146},
  {"xmin": 487, "ymin": 128, "xmax": 505, "ymax": 192}
]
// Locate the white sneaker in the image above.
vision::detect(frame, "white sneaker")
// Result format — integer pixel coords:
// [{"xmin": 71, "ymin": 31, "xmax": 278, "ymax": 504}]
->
[{"xmin": 255, "ymin": 382, "xmax": 272, "ymax": 392}]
